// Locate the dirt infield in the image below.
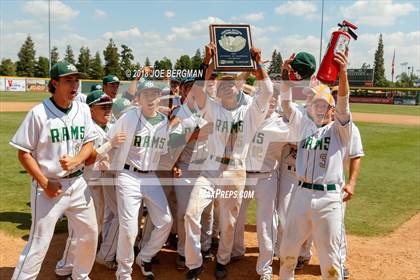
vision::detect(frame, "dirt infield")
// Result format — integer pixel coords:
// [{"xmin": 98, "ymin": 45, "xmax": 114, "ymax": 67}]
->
[
  {"xmin": 0, "ymin": 213, "xmax": 419, "ymax": 279},
  {"xmin": 1, "ymin": 102, "xmax": 419, "ymax": 126}
]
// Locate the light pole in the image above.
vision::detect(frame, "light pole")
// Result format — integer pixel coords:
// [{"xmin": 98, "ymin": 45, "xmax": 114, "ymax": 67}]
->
[
  {"xmin": 319, "ymin": 0, "xmax": 325, "ymax": 64},
  {"xmin": 48, "ymin": 0, "xmax": 51, "ymax": 73}
]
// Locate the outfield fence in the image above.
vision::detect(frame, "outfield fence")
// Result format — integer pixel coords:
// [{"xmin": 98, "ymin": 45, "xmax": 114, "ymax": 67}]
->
[{"xmin": 1, "ymin": 76, "xmax": 419, "ymax": 105}]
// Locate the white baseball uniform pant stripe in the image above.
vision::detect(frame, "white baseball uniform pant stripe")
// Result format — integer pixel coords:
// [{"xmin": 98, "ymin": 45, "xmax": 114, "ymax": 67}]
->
[
  {"xmin": 233, "ymin": 172, "xmax": 278, "ymax": 275},
  {"xmin": 184, "ymin": 169, "xmax": 246, "ymax": 270},
  {"xmin": 173, "ymin": 164, "xmax": 213, "ymax": 256},
  {"xmin": 116, "ymin": 170, "xmax": 172, "ymax": 280},
  {"xmin": 13, "ymin": 177, "xmax": 97, "ymax": 280},
  {"xmin": 275, "ymin": 167, "xmax": 298, "ymax": 255},
  {"xmin": 97, "ymin": 184, "xmax": 119, "ymax": 261},
  {"xmin": 279, "ymin": 187, "xmax": 344, "ymax": 280}
]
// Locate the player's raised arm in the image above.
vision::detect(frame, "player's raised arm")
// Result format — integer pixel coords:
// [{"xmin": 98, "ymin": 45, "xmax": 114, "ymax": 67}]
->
[
  {"xmin": 279, "ymin": 53, "xmax": 296, "ymax": 120},
  {"xmin": 334, "ymin": 49, "xmax": 351, "ymax": 125},
  {"xmin": 192, "ymin": 43, "xmax": 215, "ymax": 109},
  {"xmin": 252, "ymin": 47, "xmax": 273, "ymax": 108}
]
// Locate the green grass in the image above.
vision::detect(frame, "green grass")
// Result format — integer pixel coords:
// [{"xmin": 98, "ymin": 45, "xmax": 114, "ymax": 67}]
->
[
  {"xmin": 350, "ymin": 103, "xmax": 420, "ymax": 116},
  {"xmin": 0, "ymin": 91, "xmax": 51, "ymax": 102},
  {"xmin": 0, "ymin": 113, "xmax": 419, "ymax": 238}
]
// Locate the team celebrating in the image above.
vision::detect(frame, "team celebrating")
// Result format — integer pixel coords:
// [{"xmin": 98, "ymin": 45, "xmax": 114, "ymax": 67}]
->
[{"xmin": 10, "ymin": 40, "xmax": 363, "ymax": 280}]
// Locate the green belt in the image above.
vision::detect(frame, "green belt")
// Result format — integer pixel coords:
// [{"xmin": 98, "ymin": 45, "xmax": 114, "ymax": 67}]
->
[
  {"xmin": 63, "ymin": 169, "xmax": 83, "ymax": 179},
  {"xmin": 210, "ymin": 155, "xmax": 243, "ymax": 166},
  {"xmin": 300, "ymin": 182, "xmax": 337, "ymax": 191}
]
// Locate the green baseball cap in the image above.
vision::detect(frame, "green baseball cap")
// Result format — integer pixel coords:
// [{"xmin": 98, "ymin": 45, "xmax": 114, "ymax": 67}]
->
[
  {"xmin": 103, "ymin": 74, "xmax": 120, "ymax": 84},
  {"xmin": 291, "ymin": 52, "xmax": 316, "ymax": 80},
  {"xmin": 50, "ymin": 61, "xmax": 83, "ymax": 79},
  {"xmin": 86, "ymin": 90, "xmax": 113, "ymax": 106},
  {"xmin": 137, "ymin": 80, "xmax": 164, "ymax": 93},
  {"xmin": 90, "ymin": 83, "xmax": 102, "ymax": 92},
  {"xmin": 112, "ymin": 97, "xmax": 134, "ymax": 116}
]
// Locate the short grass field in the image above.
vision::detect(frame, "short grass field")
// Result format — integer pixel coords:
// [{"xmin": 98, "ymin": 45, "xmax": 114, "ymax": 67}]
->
[
  {"xmin": 1, "ymin": 111, "xmax": 419, "ymax": 238},
  {"xmin": 1, "ymin": 91, "xmax": 420, "ymax": 116}
]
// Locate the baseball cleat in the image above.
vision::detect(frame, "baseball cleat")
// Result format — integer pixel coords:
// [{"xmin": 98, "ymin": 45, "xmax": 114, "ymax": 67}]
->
[
  {"xmin": 343, "ymin": 266, "xmax": 350, "ymax": 279},
  {"xmin": 214, "ymin": 262, "xmax": 227, "ymax": 279},
  {"xmin": 176, "ymin": 254, "xmax": 186, "ymax": 271},
  {"xmin": 201, "ymin": 249, "xmax": 214, "ymax": 261},
  {"xmin": 260, "ymin": 273, "xmax": 272, "ymax": 280},
  {"xmin": 140, "ymin": 260, "xmax": 155, "ymax": 280},
  {"xmin": 295, "ymin": 256, "xmax": 310, "ymax": 270},
  {"xmin": 186, "ymin": 265, "xmax": 204, "ymax": 280},
  {"xmin": 95, "ymin": 256, "xmax": 118, "ymax": 270}
]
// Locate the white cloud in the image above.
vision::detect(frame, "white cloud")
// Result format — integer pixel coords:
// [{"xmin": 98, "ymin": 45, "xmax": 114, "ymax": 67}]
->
[
  {"xmin": 340, "ymin": 0, "xmax": 417, "ymax": 27},
  {"xmin": 275, "ymin": 1, "xmax": 317, "ymax": 17},
  {"xmin": 23, "ymin": 1, "xmax": 79, "ymax": 21},
  {"xmin": 103, "ymin": 27, "xmax": 142, "ymax": 40},
  {"xmin": 232, "ymin": 12, "xmax": 264, "ymax": 22},
  {"xmin": 349, "ymin": 31, "xmax": 420, "ymax": 79},
  {"xmin": 94, "ymin": 9, "xmax": 107, "ymax": 18},
  {"xmin": 164, "ymin": 11, "xmax": 175, "ymax": 18},
  {"xmin": 2, "ymin": 20, "xmax": 41, "ymax": 31},
  {"xmin": 168, "ymin": 16, "xmax": 225, "ymax": 41}
]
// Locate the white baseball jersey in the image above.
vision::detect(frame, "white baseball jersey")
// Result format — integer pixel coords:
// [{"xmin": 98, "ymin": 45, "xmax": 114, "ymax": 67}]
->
[
  {"xmin": 83, "ymin": 122, "xmax": 111, "ymax": 181},
  {"xmin": 287, "ymin": 105, "xmax": 352, "ymax": 185},
  {"xmin": 348, "ymin": 123, "xmax": 364, "ymax": 159},
  {"xmin": 10, "ymin": 99, "xmax": 98, "ymax": 178},
  {"xmin": 75, "ymin": 93, "xmax": 87, "ymax": 103},
  {"xmin": 245, "ymin": 113, "xmax": 290, "ymax": 172},
  {"xmin": 171, "ymin": 104, "xmax": 208, "ymax": 166},
  {"xmin": 201, "ymin": 78, "xmax": 273, "ymax": 170},
  {"xmin": 108, "ymin": 109, "xmax": 169, "ymax": 171}
]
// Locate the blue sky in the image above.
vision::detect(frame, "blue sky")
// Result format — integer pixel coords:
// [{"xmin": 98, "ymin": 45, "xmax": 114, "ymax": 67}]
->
[{"xmin": 1, "ymin": 0, "xmax": 419, "ymax": 79}]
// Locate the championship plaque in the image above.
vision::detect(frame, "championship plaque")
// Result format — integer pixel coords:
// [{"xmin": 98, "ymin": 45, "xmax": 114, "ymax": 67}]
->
[{"xmin": 209, "ymin": 24, "xmax": 255, "ymax": 71}]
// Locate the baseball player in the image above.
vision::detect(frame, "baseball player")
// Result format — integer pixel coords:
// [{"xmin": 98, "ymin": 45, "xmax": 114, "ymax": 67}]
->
[
  {"xmin": 170, "ymin": 77, "xmax": 215, "ymax": 270},
  {"xmin": 294, "ymin": 123, "xmax": 364, "ymax": 279},
  {"xmin": 108, "ymin": 80, "xmax": 175, "ymax": 280},
  {"xmin": 10, "ymin": 61, "xmax": 98, "ymax": 280},
  {"xmin": 103, "ymin": 74, "xmax": 120, "ymax": 99},
  {"xmin": 232, "ymin": 93, "xmax": 291, "ymax": 280},
  {"xmin": 55, "ymin": 91, "xmax": 130, "ymax": 276},
  {"xmin": 278, "ymin": 50, "xmax": 352, "ymax": 279},
  {"xmin": 184, "ymin": 43, "xmax": 273, "ymax": 280}
]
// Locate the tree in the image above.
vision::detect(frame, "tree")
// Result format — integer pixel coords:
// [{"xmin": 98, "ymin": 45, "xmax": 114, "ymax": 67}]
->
[
  {"xmin": 89, "ymin": 51, "xmax": 105, "ymax": 79},
  {"xmin": 373, "ymin": 34, "xmax": 387, "ymax": 86},
  {"xmin": 174, "ymin": 55, "xmax": 192, "ymax": 70},
  {"xmin": 191, "ymin": 48, "xmax": 202, "ymax": 69},
  {"xmin": 144, "ymin": 57, "xmax": 151, "ymax": 66},
  {"xmin": 50, "ymin": 46, "xmax": 59, "ymax": 65},
  {"xmin": 77, "ymin": 47, "xmax": 91, "ymax": 75},
  {"xmin": 120, "ymin": 44, "xmax": 135, "ymax": 77},
  {"xmin": 16, "ymin": 35, "xmax": 36, "ymax": 76},
  {"xmin": 64, "ymin": 45, "xmax": 75, "ymax": 64},
  {"xmin": 0, "ymin": 58, "xmax": 16, "ymax": 76},
  {"xmin": 103, "ymin": 39, "xmax": 121, "ymax": 77},
  {"xmin": 154, "ymin": 57, "xmax": 172, "ymax": 70},
  {"xmin": 35, "ymin": 56, "xmax": 49, "ymax": 77},
  {"xmin": 268, "ymin": 49, "xmax": 283, "ymax": 74}
]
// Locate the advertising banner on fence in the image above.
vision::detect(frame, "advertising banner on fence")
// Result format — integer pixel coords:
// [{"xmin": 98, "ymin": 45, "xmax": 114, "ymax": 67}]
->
[
  {"xmin": 26, "ymin": 78, "xmax": 48, "ymax": 92},
  {"xmin": 0, "ymin": 78, "xmax": 5, "ymax": 91},
  {"xmin": 6, "ymin": 78, "xmax": 26, "ymax": 92}
]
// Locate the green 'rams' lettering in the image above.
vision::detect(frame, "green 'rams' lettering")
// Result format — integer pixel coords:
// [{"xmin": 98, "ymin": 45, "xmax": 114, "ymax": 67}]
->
[
  {"xmin": 215, "ymin": 119, "xmax": 243, "ymax": 133},
  {"xmin": 50, "ymin": 126, "xmax": 85, "ymax": 143},
  {"xmin": 133, "ymin": 135, "xmax": 167, "ymax": 149},
  {"xmin": 302, "ymin": 136, "xmax": 330, "ymax": 151},
  {"xmin": 252, "ymin": 132, "xmax": 264, "ymax": 144}
]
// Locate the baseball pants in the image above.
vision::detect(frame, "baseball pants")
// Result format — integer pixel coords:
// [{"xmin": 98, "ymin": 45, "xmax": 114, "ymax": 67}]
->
[
  {"xmin": 116, "ymin": 170, "xmax": 173, "ymax": 280},
  {"xmin": 279, "ymin": 185, "xmax": 345, "ymax": 280},
  {"xmin": 233, "ymin": 171, "xmax": 278, "ymax": 276},
  {"xmin": 173, "ymin": 163, "xmax": 213, "ymax": 256},
  {"xmin": 13, "ymin": 177, "xmax": 97, "ymax": 280},
  {"xmin": 184, "ymin": 168, "xmax": 246, "ymax": 270},
  {"xmin": 275, "ymin": 163, "xmax": 298, "ymax": 255}
]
